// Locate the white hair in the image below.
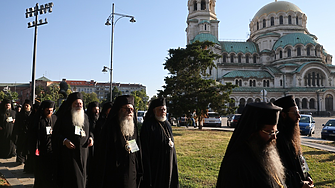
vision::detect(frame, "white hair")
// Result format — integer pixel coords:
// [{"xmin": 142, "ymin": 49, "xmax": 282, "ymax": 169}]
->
[{"xmin": 119, "ymin": 110, "xmax": 134, "ymax": 137}]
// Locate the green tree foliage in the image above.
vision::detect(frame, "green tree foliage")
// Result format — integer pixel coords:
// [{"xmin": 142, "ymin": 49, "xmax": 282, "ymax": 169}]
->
[
  {"xmin": 131, "ymin": 89, "xmax": 149, "ymax": 111},
  {"xmin": 158, "ymin": 41, "xmax": 237, "ymax": 120},
  {"xmin": 80, "ymin": 92, "xmax": 99, "ymax": 109},
  {"xmin": 0, "ymin": 91, "xmax": 19, "ymax": 103}
]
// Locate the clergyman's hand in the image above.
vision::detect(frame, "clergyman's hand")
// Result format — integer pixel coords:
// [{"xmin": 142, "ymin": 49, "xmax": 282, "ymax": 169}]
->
[
  {"xmin": 64, "ymin": 139, "xmax": 76, "ymax": 149},
  {"xmin": 88, "ymin": 137, "xmax": 94, "ymax": 147}
]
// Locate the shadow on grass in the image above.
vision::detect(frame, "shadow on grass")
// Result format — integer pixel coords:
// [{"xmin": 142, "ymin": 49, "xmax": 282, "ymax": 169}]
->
[
  {"xmin": 314, "ymin": 179, "xmax": 335, "ymax": 187},
  {"xmin": 303, "ymin": 150, "xmax": 329, "ymax": 155}
]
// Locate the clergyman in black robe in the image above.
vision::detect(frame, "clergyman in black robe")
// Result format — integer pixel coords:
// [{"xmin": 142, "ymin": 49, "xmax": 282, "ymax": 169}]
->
[
  {"xmin": 31, "ymin": 100, "xmax": 58, "ymax": 188},
  {"xmin": 0, "ymin": 99, "xmax": 16, "ymax": 159},
  {"xmin": 52, "ymin": 92, "xmax": 93, "ymax": 188},
  {"xmin": 140, "ymin": 98, "xmax": 179, "ymax": 188},
  {"xmin": 93, "ymin": 95, "xmax": 143, "ymax": 188},
  {"xmin": 94, "ymin": 102, "xmax": 112, "ymax": 143},
  {"xmin": 13, "ymin": 99, "xmax": 32, "ymax": 164},
  {"xmin": 216, "ymin": 102, "xmax": 285, "ymax": 188},
  {"xmin": 274, "ymin": 96, "xmax": 314, "ymax": 188}
]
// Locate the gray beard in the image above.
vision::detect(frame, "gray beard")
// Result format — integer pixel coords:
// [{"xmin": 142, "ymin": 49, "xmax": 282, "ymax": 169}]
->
[
  {"xmin": 119, "ymin": 116, "xmax": 134, "ymax": 137},
  {"xmin": 71, "ymin": 108, "xmax": 85, "ymax": 128},
  {"xmin": 249, "ymin": 138, "xmax": 286, "ymax": 186}
]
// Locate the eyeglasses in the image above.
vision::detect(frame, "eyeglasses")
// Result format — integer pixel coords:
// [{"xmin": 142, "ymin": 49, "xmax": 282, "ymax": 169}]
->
[
  {"xmin": 121, "ymin": 107, "xmax": 134, "ymax": 112},
  {"xmin": 261, "ymin": 130, "xmax": 280, "ymax": 137}
]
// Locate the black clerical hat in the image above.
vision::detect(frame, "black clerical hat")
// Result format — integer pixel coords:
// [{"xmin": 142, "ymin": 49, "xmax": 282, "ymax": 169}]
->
[
  {"xmin": 273, "ymin": 95, "xmax": 297, "ymax": 111},
  {"xmin": 113, "ymin": 95, "xmax": 134, "ymax": 109},
  {"xmin": 41, "ymin": 100, "xmax": 55, "ymax": 109},
  {"xmin": 2, "ymin": 99, "xmax": 11, "ymax": 104},
  {"xmin": 24, "ymin": 99, "xmax": 32, "ymax": 107},
  {"xmin": 247, "ymin": 102, "xmax": 282, "ymax": 126},
  {"xmin": 150, "ymin": 98, "xmax": 166, "ymax": 109},
  {"xmin": 67, "ymin": 92, "xmax": 83, "ymax": 103}
]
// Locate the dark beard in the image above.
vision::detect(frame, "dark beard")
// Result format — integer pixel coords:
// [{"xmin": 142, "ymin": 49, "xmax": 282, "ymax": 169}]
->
[
  {"xmin": 249, "ymin": 136, "xmax": 285, "ymax": 186},
  {"xmin": 281, "ymin": 116, "xmax": 302, "ymax": 155}
]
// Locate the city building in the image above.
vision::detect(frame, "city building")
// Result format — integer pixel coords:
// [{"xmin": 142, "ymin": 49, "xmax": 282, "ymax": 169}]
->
[{"xmin": 186, "ymin": 0, "xmax": 334, "ymax": 115}]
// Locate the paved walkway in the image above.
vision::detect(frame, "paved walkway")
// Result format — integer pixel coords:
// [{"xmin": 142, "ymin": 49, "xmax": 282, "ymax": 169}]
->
[{"xmin": 0, "ymin": 129, "xmax": 334, "ymax": 187}]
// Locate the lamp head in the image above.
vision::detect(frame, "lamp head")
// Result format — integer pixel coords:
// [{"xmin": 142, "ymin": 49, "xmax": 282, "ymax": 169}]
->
[
  {"xmin": 102, "ymin": 66, "xmax": 109, "ymax": 72},
  {"xmin": 105, "ymin": 19, "xmax": 111, "ymax": 26},
  {"xmin": 130, "ymin": 17, "xmax": 136, "ymax": 23}
]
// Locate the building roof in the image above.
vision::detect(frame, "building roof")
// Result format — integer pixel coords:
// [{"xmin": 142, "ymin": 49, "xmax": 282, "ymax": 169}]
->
[
  {"xmin": 266, "ymin": 66, "xmax": 282, "ymax": 74},
  {"xmin": 232, "ymin": 87, "xmax": 334, "ymax": 93},
  {"xmin": 273, "ymin": 33, "xmax": 318, "ymax": 50},
  {"xmin": 223, "ymin": 70, "xmax": 273, "ymax": 79},
  {"xmin": 220, "ymin": 41, "xmax": 258, "ymax": 54},
  {"xmin": 253, "ymin": 1, "xmax": 302, "ymax": 20},
  {"xmin": 190, "ymin": 33, "xmax": 220, "ymax": 44},
  {"xmin": 36, "ymin": 76, "xmax": 52, "ymax": 82},
  {"xmin": 198, "ymin": 20, "xmax": 210, "ymax": 24}
]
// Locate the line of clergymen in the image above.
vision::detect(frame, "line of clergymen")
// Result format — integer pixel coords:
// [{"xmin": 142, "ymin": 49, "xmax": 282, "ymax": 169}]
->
[{"xmin": 0, "ymin": 94, "xmax": 314, "ymax": 188}]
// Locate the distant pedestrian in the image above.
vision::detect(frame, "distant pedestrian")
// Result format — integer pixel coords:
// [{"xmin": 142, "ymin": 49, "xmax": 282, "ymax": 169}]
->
[
  {"xmin": 52, "ymin": 92, "xmax": 93, "ymax": 188},
  {"xmin": 140, "ymin": 98, "xmax": 179, "ymax": 188},
  {"xmin": 191, "ymin": 110, "xmax": 196, "ymax": 128},
  {"xmin": 217, "ymin": 102, "xmax": 285, "ymax": 187},
  {"xmin": 274, "ymin": 96, "xmax": 314, "ymax": 188},
  {"xmin": 0, "ymin": 99, "xmax": 16, "ymax": 159},
  {"xmin": 93, "ymin": 95, "xmax": 143, "ymax": 188},
  {"xmin": 31, "ymin": 100, "xmax": 58, "ymax": 188},
  {"xmin": 13, "ymin": 99, "xmax": 32, "ymax": 165}
]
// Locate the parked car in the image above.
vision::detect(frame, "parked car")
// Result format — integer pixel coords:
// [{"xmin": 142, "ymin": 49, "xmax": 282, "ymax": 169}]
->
[
  {"xmin": 137, "ymin": 111, "xmax": 147, "ymax": 124},
  {"xmin": 204, "ymin": 112, "xmax": 222, "ymax": 127},
  {"xmin": 299, "ymin": 114, "xmax": 315, "ymax": 136},
  {"xmin": 321, "ymin": 119, "xmax": 335, "ymax": 140},
  {"xmin": 178, "ymin": 115, "xmax": 188, "ymax": 127},
  {"xmin": 227, "ymin": 114, "xmax": 241, "ymax": 128}
]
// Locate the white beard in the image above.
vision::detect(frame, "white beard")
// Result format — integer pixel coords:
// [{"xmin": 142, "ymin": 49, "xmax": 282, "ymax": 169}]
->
[
  {"xmin": 71, "ymin": 108, "xmax": 85, "ymax": 128},
  {"xmin": 155, "ymin": 114, "xmax": 166, "ymax": 122},
  {"xmin": 119, "ymin": 115, "xmax": 134, "ymax": 137},
  {"xmin": 264, "ymin": 142, "xmax": 286, "ymax": 184}
]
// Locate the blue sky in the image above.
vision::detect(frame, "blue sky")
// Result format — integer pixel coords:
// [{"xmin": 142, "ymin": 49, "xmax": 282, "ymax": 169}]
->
[{"xmin": 0, "ymin": 0, "xmax": 334, "ymax": 98}]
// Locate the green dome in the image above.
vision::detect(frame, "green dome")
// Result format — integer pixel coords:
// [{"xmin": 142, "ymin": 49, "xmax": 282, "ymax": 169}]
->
[
  {"xmin": 273, "ymin": 33, "xmax": 318, "ymax": 50},
  {"xmin": 253, "ymin": 1, "xmax": 302, "ymax": 19},
  {"xmin": 190, "ymin": 33, "xmax": 220, "ymax": 44}
]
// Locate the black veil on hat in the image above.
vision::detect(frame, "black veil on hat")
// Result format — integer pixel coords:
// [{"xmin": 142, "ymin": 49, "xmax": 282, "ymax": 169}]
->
[
  {"xmin": 144, "ymin": 97, "xmax": 166, "ymax": 121},
  {"xmin": 23, "ymin": 99, "xmax": 33, "ymax": 107},
  {"xmin": 86, "ymin": 101, "xmax": 100, "ymax": 117},
  {"xmin": 223, "ymin": 102, "xmax": 282, "ymax": 159},
  {"xmin": 273, "ymin": 95, "xmax": 297, "ymax": 112}
]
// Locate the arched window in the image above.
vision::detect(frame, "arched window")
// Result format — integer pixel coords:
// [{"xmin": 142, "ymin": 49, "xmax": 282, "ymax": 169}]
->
[
  {"xmin": 297, "ymin": 47, "xmax": 301, "ymax": 56},
  {"xmin": 193, "ymin": 1, "xmax": 197, "ymax": 11},
  {"xmin": 307, "ymin": 47, "xmax": 311, "ymax": 56},
  {"xmin": 230, "ymin": 54, "xmax": 234, "ymax": 63},
  {"xmin": 302, "ymin": 98, "xmax": 308, "ymax": 109},
  {"xmin": 279, "ymin": 16, "xmax": 283, "ymax": 24},
  {"xmin": 201, "ymin": 0, "xmax": 206, "ymax": 10},
  {"xmin": 246, "ymin": 54, "xmax": 249, "ymax": 63},
  {"xmin": 255, "ymin": 98, "xmax": 261, "ymax": 103},
  {"xmin": 235, "ymin": 80, "xmax": 238, "ymax": 85},
  {"xmin": 238, "ymin": 54, "xmax": 242, "ymax": 63},
  {"xmin": 253, "ymin": 55, "xmax": 257, "ymax": 63},
  {"xmin": 249, "ymin": 80, "xmax": 253, "ymax": 87},
  {"xmin": 296, "ymin": 16, "xmax": 299, "ymax": 25},
  {"xmin": 295, "ymin": 98, "xmax": 300, "ymax": 109},
  {"xmin": 267, "ymin": 80, "xmax": 269, "ymax": 87},
  {"xmin": 279, "ymin": 50, "xmax": 283, "ymax": 58},
  {"xmin": 204, "ymin": 24, "xmax": 207, "ymax": 30},
  {"xmin": 326, "ymin": 94, "xmax": 333, "ymax": 111},
  {"xmin": 239, "ymin": 80, "xmax": 242, "ymax": 86},
  {"xmin": 287, "ymin": 48, "xmax": 291, "ymax": 57},
  {"xmin": 263, "ymin": 19, "xmax": 266, "ymax": 28},
  {"xmin": 315, "ymin": 49, "xmax": 318, "ymax": 56},
  {"xmin": 271, "ymin": 17, "xmax": 274, "ymax": 26},
  {"xmin": 257, "ymin": 22, "xmax": 259, "ymax": 30},
  {"xmin": 309, "ymin": 98, "xmax": 315, "ymax": 109},
  {"xmin": 247, "ymin": 98, "xmax": 253, "ymax": 104},
  {"xmin": 288, "ymin": 15, "xmax": 292, "ymax": 24},
  {"xmin": 223, "ymin": 54, "xmax": 227, "ymax": 62},
  {"xmin": 253, "ymin": 80, "xmax": 256, "ymax": 87},
  {"xmin": 280, "ymin": 79, "xmax": 283, "ymax": 86}
]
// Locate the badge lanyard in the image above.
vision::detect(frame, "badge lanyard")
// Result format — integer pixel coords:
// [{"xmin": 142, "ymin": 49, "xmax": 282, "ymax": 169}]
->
[{"xmin": 158, "ymin": 121, "xmax": 174, "ymax": 148}]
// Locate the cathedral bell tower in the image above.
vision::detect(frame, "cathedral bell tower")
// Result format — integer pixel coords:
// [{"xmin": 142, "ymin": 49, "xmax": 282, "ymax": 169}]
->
[{"xmin": 186, "ymin": 0, "xmax": 219, "ymax": 44}]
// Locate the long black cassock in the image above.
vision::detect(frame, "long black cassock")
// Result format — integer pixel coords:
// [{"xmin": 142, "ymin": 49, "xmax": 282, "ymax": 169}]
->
[
  {"xmin": 52, "ymin": 112, "xmax": 91, "ymax": 188},
  {"xmin": 140, "ymin": 118, "xmax": 179, "ymax": 188},
  {"xmin": 31, "ymin": 114, "xmax": 58, "ymax": 188},
  {"xmin": 93, "ymin": 116, "xmax": 143, "ymax": 188},
  {"xmin": 0, "ymin": 110, "xmax": 16, "ymax": 158}
]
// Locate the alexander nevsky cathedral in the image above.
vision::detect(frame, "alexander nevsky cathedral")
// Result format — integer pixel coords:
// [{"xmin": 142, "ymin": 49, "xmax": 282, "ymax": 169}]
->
[{"xmin": 186, "ymin": 0, "xmax": 335, "ymax": 115}]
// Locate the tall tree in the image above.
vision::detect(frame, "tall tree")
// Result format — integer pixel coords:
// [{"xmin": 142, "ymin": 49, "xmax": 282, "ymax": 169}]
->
[
  {"xmin": 131, "ymin": 89, "xmax": 149, "ymax": 111},
  {"xmin": 158, "ymin": 41, "xmax": 236, "ymax": 128}
]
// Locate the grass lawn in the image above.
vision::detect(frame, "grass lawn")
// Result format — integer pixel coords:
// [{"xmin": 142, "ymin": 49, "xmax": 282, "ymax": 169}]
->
[{"xmin": 173, "ymin": 127, "xmax": 335, "ymax": 188}]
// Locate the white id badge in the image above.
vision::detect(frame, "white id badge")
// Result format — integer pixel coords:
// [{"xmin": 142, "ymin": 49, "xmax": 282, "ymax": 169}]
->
[
  {"xmin": 46, "ymin": 126, "xmax": 52, "ymax": 135},
  {"xmin": 128, "ymin": 139, "xmax": 140, "ymax": 153},
  {"xmin": 75, "ymin": 126, "xmax": 81, "ymax": 136},
  {"xmin": 6, "ymin": 117, "xmax": 13, "ymax": 122}
]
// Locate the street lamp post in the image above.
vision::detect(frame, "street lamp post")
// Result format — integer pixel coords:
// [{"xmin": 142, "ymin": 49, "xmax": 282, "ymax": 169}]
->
[
  {"xmin": 104, "ymin": 3, "xmax": 135, "ymax": 102},
  {"xmin": 26, "ymin": 2, "xmax": 53, "ymax": 104}
]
